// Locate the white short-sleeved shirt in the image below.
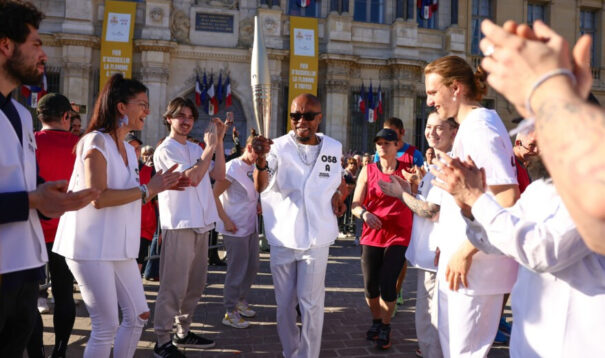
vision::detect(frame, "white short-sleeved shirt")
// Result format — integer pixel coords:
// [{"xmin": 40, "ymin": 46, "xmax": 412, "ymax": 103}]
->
[
  {"xmin": 54, "ymin": 131, "xmax": 141, "ymax": 260},
  {"xmin": 437, "ymin": 108, "xmax": 519, "ymax": 295},
  {"xmin": 154, "ymin": 137, "xmax": 218, "ymax": 231},
  {"xmin": 405, "ymin": 167, "xmax": 443, "ymax": 271},
  {"xmin": 216, "ymin": 158, "xmax": 258, "ymax": 237}
]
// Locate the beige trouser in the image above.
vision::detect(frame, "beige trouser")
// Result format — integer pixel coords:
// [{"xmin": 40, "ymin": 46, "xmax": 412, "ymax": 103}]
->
[
  {"xmin": 154, "ymin": 229, "xmax": 209, "ymax": 345},
  {"xmin": 415, "ymin": 269, "xmax": 442, "ymax": 358}
]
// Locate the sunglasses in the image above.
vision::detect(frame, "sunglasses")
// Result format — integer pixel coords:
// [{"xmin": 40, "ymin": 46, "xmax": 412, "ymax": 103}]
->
[{"xmin": 289, "ymin": 112, "xmax": 321, "ymax": 121}]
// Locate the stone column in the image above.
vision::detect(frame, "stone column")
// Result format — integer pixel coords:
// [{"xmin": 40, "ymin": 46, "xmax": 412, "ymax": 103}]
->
[
  {"xmin": 56, "ymin": 34, "xmax": 99, "ymax": 124},
  {"xmin": 134, "ymin": 40, "xmax": 177, "ymax": 146},
  {"xmin": 389, "ymin": 62, "xmax": 423, "ymax": 144},
  {"xmin": 321, "ymin": 57, "xmax": 353, "ymax": 148}
]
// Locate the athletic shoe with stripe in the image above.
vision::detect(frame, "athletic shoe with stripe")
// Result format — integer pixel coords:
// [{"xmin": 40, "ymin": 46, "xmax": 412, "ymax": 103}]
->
[{"xmin": 172, "ymin": 331, "xmax": 215, "ymax": 349}]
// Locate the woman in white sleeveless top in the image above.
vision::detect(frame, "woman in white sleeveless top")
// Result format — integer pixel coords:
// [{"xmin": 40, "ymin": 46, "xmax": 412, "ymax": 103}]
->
[
  {"xmin": 214, "ymin": 130, "xmax": 261, "ymax": 329},
  {"xmin": 53, "ymin": 74, "xmax": 183, "ymax": 358}
]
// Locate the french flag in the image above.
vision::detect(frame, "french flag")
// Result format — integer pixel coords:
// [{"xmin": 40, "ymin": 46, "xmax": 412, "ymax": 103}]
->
[
  {"xmin": 367, "ymin": 83, "xmax": 374, "ymax": 123},
  {"xmin": 418, "ymin": 0, "xmax": 438, "ymax": 20},
  {"xmin": 216, "ymin": 72, "xmax": 223, "ymax": 104},
  {"xmin": 358, "ymin": 83, "xmax": 366, "ymax": 113},
  {"xmin": 225, "ymin": 76, "xmax": 232, "ymax": 108},
  {"xmin": 195, "ymin": 75, "xmax": 202, "ymax": 106},
  {"xmin": 207, "ymin": 76, "xmax": 219, "ymax": 115}
]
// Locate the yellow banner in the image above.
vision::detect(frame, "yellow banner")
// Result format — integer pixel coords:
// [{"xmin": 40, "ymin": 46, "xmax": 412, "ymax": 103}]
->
[
  {"xmin": 99, "ymin": 0, "xmax": 137, "ymax": 91},
  {"xmin": 288, "ymin": 16, "xmax": 319, "ymax": 131}
]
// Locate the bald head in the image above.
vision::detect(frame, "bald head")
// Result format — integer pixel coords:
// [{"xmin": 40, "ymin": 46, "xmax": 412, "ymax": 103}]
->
[{"xmin": 292, "ymin": 93, "xmax": 321, "ymax": 110}]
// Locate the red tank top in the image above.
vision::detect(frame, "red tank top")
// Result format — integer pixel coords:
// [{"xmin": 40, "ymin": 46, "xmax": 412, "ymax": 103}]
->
[{"xmin": 360, "ymin": 162, "xmax": 413, "ymax": 247}]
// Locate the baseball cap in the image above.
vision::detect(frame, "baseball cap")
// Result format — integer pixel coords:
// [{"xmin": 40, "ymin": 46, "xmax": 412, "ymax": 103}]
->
[
  {"xmin": 373, "ymin": 128, "xmax": 398, "ymax": 143},
  {"xmin": 125, "ymin": 132, "xmax": 143, "ymax": 145},
  {"xmin": 37, "ymin": 93, "xmax": 72, "ymax": 117}
]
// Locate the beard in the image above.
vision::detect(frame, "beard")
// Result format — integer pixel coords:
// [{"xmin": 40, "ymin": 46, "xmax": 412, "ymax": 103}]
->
[{"xmin": 4, "ymin": 45, "xmax": 43, "ymax": 86}]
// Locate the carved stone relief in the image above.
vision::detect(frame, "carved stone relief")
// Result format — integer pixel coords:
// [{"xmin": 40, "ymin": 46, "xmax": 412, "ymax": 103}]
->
[
  {"xmin": 170, "ymin": 9, "xmax": 190, "ymax": 43},
  {"xmin": 238, "ymin": 16, "xmax": 254, "ymax": 47}
]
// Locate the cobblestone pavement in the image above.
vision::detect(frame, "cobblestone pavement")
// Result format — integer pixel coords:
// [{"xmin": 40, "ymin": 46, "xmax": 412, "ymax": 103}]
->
[{"xmin": 42, "ymin": 236, "xmax": 510, "ymax": 357}]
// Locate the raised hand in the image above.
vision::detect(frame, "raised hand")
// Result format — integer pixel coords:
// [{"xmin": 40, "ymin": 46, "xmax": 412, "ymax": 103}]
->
[
  {"xmin": 480, "ymin": 19, "xmax": 592, "ymax": 117},
  {"xmin": 251, "ymin": 135, "xmax": 273, "ymax": 157}
]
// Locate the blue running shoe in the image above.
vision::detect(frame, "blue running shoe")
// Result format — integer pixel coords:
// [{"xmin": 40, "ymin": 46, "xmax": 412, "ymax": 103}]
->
[
  {"xmin": 499, "ymin": 317, "xmax": 512, "ymax": 335},
  {"xmin": 494, "ymin": 329, "xmax": 510, "ymax": 345}
]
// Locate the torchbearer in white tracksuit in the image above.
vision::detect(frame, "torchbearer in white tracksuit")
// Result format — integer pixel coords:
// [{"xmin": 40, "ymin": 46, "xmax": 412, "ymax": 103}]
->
[
  {"xmin": 252, "ymin": 94, "xmax": 347, "ymax": 358},
  {"xmin": 432, "ymin": 152, "xmax": 605, "ymax": 358}
]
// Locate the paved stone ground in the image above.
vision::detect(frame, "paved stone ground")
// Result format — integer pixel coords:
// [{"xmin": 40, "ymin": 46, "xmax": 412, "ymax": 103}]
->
[{"xmin": 42, "ymin": 236, "xmax": 510, "ymax": 357}]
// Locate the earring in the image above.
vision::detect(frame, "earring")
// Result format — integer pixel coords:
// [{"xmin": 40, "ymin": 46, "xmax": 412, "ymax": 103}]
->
[
  {"xmin": 453, "ymin": 95, "xmax": 457, "ymax": 102},
  {"xmin": 119, "ymin": 114, "xmax": 128, "ymax": 127}
]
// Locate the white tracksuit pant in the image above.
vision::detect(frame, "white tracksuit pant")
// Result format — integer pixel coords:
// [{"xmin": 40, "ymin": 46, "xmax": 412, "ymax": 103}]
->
[{"xmin": 270, "ymin": 245, "xmax": 330, "ymax": 358}]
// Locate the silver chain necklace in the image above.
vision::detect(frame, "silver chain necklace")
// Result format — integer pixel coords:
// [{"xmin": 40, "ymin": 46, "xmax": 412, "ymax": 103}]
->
[{"xmin": 291, "ymin": 133, "xmax": 321, "ymax": 166}]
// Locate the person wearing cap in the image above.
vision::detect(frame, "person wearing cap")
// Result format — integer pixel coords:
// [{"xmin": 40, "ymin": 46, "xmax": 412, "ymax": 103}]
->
[
  {"xmin": 351, "ymin": 127, "xmax": 413, "ymax": 350},
  {"xmin": 252, "ymin": 93, "xmax": 346, "ymax": 358},
  {"xmin": 30, "ymin": 92, "xmax": 80, "ymax": 358}
]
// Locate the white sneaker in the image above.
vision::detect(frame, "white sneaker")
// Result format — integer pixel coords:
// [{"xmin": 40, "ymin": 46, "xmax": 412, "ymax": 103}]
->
[
  {"xmin": 37, "ymin": 297, "xmax": 50, "ymax": 314},
  {"xmin": 222, "ymin": 311, "xmax": 250, "ymax": 329},
  {"xmin": 236, "ymin": 301, "xmax": 256, "ymax": 318}
]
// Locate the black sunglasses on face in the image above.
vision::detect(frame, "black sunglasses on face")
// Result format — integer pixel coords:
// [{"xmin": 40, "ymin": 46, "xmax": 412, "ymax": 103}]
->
[{"xmin": 289, "ymin": 112, "xmax": 321, "ymax": 121}]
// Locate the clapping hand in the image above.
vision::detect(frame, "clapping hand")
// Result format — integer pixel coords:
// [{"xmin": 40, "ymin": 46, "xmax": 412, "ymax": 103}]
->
[
  {"xmin": 378, "ymin": 175, "xmax": 410, "ymax": 199},
  {"xmin": 430, "ymin": 150, "xmax": 486, "ymax": 209}
]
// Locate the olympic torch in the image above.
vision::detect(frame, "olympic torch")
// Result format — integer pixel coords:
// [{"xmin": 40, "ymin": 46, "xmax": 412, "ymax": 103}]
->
[{"xmin": 251, "ymin": 16, "xmax": 271, "ymax": 137}]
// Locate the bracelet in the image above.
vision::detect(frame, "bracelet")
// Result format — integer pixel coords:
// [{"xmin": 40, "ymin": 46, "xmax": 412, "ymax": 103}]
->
[
  {"xmin": 255, "ymin": 162, "xmax": 268, "ymax": 171},
  {"xmin": 335, "ymin": 189, "xmax": 343, "ymax": 197},
  {"xmin": 139, "ymin": 184, "xmax": 149, "ymax": 203},
  {"xmin": 359, "ymin": 208, "xmax": 367, "ymax": 221},
  {"xmin": 525, "ymin": 69, "xmax": 576, "ymax": 117}
]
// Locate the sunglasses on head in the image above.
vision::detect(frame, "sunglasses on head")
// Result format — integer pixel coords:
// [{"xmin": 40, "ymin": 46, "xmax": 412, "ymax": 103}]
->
[{"xmin": 289, "ymin": 112, "xmax": 321, "ymax": 121}]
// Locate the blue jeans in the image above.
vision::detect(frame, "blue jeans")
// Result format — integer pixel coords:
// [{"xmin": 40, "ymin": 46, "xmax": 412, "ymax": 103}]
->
[{"xmin": 143, "ymin": 234, "xmax": 160, "ymax": 280}]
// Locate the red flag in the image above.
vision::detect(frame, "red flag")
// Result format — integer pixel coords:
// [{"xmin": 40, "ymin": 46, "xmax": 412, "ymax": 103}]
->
[{"xmin": 39, "ymin": 71, "xmax": 47, "ymax": 98}]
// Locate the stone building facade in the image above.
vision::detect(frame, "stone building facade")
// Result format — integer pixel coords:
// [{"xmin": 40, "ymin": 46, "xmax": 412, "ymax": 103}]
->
[{"xmin": 31, "ymin": 0, "xmax": 605, "ymax": 153}]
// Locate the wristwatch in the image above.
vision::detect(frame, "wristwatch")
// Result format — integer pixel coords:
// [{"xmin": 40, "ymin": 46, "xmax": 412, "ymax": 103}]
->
[{"xmin": 255, "ymin": 162, "xmax": 268, "ymax": 171}]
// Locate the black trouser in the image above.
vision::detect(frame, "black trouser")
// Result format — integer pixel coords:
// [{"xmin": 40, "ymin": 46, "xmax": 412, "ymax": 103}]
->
[
  {"xmin": 361, "ymin": 245, "xmax": 407, "ymax": 302},
  {"xmin": 0, "ymin": 272, "xmax": 40, "ymax": 357},
  {"xmin": 29, "ymin": 243, "xmax": 76, "ymax": 357}
]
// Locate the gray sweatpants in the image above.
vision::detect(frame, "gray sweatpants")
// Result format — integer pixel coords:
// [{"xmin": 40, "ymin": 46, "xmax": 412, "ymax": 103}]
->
[
  {"xmin": 223, "ymin": 232, "xmax": 260, "ymax": 311},
  {"xmin": 154, "ymin": 229, "xmax": 209, "ymax": 345}
]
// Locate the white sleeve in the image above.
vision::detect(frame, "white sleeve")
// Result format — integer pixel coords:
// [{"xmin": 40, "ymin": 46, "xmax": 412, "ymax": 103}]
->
[
  {"xmin": 464, "ymin": 125, "xmax": 517, "ymax": 186},
  {"xmin": 468, "ymin": 193, "xmax": 591, "ymax": 273}
]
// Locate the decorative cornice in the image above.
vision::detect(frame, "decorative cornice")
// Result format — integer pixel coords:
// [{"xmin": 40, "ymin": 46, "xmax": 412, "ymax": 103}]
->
[
  {"xmin": 324, "ymin": 79, "xmax": 350, "ymax": 93},
  {"xmin": 55, "ymin": 33, "xmax": 100, "ymax": 48},
  {"xmin": 134, "ymin": 39, "xmax": 178, "ymax": 53},
  {"xmin": 61, "ymin": 61, "xmax": 92, "ymax": 73},
  {"xmin": 133, "ymin": 67, "xmax": 169, "ymax": 82}
]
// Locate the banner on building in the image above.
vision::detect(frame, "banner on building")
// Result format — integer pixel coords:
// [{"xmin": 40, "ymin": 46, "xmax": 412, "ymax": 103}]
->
[
  {"xmin": 99, "ymin": 0, "xmax": 137, "ymax": 91},
  {"xmin": 288, "ymin": 16, "xmax": 318, "ymax": 130}
]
